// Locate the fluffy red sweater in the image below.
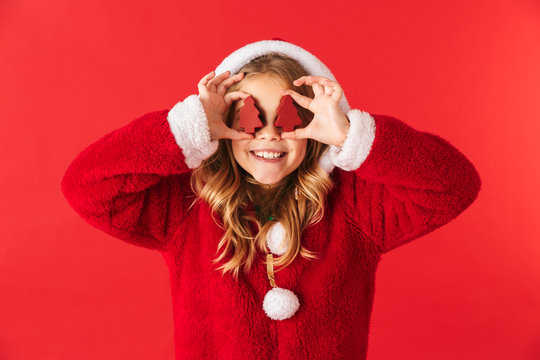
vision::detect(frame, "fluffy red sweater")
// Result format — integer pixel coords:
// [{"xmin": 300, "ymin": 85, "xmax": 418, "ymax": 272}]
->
[{"xmin": 61, "ymin": 108, "xmax": 481, "ymax": 359}]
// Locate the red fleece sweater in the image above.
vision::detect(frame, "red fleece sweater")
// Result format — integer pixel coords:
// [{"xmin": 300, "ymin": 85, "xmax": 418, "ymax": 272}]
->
[{"xmin": 61, "ymin": 109, "xmax": 481, "ymax": 359}]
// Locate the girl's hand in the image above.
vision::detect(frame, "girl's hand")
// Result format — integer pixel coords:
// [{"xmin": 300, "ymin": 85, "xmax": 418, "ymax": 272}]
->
[
  {"xmin": 280, "ymin": 76, "xmax": 350, "ymax": 147},
  {"xmin": 198, "ymin": 70, "xmax": 254, "ymax": 141}
]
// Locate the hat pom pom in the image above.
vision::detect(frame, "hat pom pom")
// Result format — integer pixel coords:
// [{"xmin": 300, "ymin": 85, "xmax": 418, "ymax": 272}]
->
[{"xmin": 263, "ymin": 287, "xmax": 300, "ymax": 320}]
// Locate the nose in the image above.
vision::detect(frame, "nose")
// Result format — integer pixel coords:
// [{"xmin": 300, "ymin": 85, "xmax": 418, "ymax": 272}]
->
[{"xmin": 255, "ymin": 117, "xmax": 282, "ymax": 140}]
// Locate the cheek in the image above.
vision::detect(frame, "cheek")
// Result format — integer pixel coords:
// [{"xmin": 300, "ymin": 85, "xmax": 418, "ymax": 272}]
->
[
  {"xmin": 291, "ymin": 140, "xmax": 308, "ymax": 163},
  {"xmin": 231, "ymin": 140, "xmax": 247, "ymax": 162},
  {"xmin": 298, "ymin": 140, "xmax": 308, "ymax": 156}
]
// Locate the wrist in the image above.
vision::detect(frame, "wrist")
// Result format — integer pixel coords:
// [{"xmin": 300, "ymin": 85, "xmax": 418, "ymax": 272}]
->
[
  {"xmin": 329, "ymin": 109, "xmax": 376, "ymax": 171},
  {"xmin": 207, "ymin": 113, "xmax": 225, "ymax": 141},
  {"xmin": 335, "ymin": 116, "xmax": 350, "ymax": 147}
]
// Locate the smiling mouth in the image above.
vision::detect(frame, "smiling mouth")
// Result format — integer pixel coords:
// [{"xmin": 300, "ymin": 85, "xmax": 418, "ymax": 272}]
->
[{"xmin": 250, "ymin": 151, "xmax": 287, "ymax": 161}]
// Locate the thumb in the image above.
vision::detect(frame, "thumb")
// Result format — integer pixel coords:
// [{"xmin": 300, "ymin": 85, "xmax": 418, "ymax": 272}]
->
[
  {"xmin": 224, "ymin": 127, "xmax": 255, "ymax": 141},
  {"xmin": 281, "ymin": 127, "xmax": 308, "ymax": 140}
]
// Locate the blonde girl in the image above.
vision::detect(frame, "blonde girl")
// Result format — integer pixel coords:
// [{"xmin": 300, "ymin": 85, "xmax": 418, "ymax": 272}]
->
[{"xmin": 62, "ymin": 39, "xmax": 481, "ymax": 359}]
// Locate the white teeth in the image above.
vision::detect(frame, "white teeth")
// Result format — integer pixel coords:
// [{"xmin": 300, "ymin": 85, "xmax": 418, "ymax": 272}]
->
[{"xmin": 253, "ymin": 151, "xmax": 284, "ymax": 159}]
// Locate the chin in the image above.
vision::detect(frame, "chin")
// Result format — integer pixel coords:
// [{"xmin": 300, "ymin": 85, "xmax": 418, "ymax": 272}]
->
[{"xmin": 253, "ymin": 173, "xmax": 283, "ymax": 186}]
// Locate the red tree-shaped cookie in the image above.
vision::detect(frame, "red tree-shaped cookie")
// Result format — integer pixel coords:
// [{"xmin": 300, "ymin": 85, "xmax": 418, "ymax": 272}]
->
[
  {"xmin": 237, "ymin": 95, "xmax": 264, "ymax": 133},
  {"xmin": 275, "ymin": 95, "xmax": 303, "ymax": 132}
]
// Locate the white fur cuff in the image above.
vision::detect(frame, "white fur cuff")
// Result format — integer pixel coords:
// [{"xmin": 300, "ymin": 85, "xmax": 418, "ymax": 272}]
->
[
  {"xmin": 328, "ymin": 110, "xmax": 376, "ymax": 171},
  {"xmin": 167, "ymin": 94, "xmax": 219, "ymax": 169}
]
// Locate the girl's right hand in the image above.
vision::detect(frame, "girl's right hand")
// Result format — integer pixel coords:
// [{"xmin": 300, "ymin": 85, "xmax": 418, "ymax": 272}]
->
[{"xmin": 198, "ymin": 70, "xmax": 254, "ymax": 141}]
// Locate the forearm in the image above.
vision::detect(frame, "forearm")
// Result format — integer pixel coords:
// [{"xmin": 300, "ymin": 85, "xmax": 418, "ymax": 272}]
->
[
  {"xmin": 61, "ymin": 109, "xmax": 194, "ymax": 251},
  {"xmin": 330, "ymin": 110, "xmax": 482, "ymax": 253}
]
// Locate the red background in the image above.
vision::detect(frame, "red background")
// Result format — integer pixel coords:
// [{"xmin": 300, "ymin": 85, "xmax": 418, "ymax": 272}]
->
[{"xmin": 1, "ymin": 0, "xmax": 539, "ymax": 359}]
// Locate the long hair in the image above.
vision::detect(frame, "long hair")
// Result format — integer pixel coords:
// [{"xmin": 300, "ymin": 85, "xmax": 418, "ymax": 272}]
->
[{"xmin": 190, "ymin": 52, "xmax": 334, "ymax": 281}]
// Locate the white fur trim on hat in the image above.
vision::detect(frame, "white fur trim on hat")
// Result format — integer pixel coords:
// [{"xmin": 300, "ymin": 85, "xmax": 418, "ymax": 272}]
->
[
  {"xmin": 263, "ymin": 287, "xmax": 300, "ymax": 320},
  {"xmin": 214, "ymin": 39, "xmax": 351, "ymax": 116},
  {"xmin": 328, "ymin": 109, "xmax": 376, "ymax": 171},
  {"xmin": 266, "ymin": 222, "xmax": 287, "ymax": 256},
  {"xmin": 167, "ymin": 94, "xmax": 219, "ymax": 169}
]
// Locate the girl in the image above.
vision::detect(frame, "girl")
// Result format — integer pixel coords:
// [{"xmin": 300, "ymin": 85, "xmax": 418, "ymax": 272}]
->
[{"xmin": 61, "ymin": 39, "xmax": 481, "ymax": 359}]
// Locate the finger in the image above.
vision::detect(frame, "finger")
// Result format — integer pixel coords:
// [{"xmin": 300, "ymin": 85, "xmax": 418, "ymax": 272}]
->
[
  {"xmin": 224, "ymin": 91, "xmax": 251, "ymax": 107},
  {"xmin": 319, "ymin": 79, "xmax": 343, "ymax": 101},
  {"xmin": 207, "ymin": 70, "xmax": 231, "ymax": 91},
  {"xmin": 280, "ymin": 89, "xmax": 312, "ymax": 110},
  {"xmin": 281, "ymin": 127, "xmax": 309, "ymax": 140},
  {"xmin": 217, "ymin": 72, "xmax": 245, "ymax": 97},
  {"xmin": 293, "ymin": 75, "xmax": 332, "ymax": 87},
  {"xmin": 197, "ymin": 80, "xmax": 212, "ymax": 97},
  {"xmin": 320, "ymin": 78, "xmax": 342, "ymax": 91},
  {"xmin": 312, "ymin": 82, "xmax": 324, "ymax": 97},
  {"xmin": 198, "ymin": 71, "xmax": 215, "ymax": 87},
  {"xmin": 330, "ymin": 84, "xmax": 343, "ymax": 102},
  {"xmin": 197, "ymin": 82, "xmax": 208, "ymax": 96},
  {"xmin": 198, "ymin": 71, "xmax": 216, "ymax": 95},
  {"xmin": 321, "ymin": 81, "xmax": 334, "ymax": 96},
  {"xmin": 292, "ymin": 76, "xmax": 307, "ymax": 87},
  {"xmin": 320, "ymin": 78, "xmax": 340, "ymax": 87},
  {"xmin": 225, "ymin": 127, "xmax": 255, "ymax": 140}
]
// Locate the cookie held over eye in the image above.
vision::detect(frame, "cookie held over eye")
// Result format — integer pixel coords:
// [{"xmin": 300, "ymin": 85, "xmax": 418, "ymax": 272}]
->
[
  {"xmin": 274, "ymin": 95, "xmax": 303, "ymax": 132},
  {"xmin": 237, "ymin": 94, "xmax": 304, "ymax": 134},
  {"xmin": 237, "ymin": 96, "xmax": 264, "ymax": 134}
]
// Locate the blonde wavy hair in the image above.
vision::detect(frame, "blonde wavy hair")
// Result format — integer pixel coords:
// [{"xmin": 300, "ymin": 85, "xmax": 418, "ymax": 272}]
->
[{"xmin": 190, "ymin": 52, "xmax": 334, "ymax": 281}]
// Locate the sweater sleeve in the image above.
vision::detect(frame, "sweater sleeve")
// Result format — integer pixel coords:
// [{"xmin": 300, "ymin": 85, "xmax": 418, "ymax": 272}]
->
[
  {"xmin": 60, "ymin": 94, "xmax": 219, "ymax": 251},
  {"xmin": 327, "ymin": 109, "xmax": 482, "ymax": 254}
]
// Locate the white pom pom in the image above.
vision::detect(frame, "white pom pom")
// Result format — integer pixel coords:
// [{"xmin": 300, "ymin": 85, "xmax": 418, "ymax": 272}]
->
[
  {"xmin": 266, "ymin": 222, "xmax": 287, "ymax": 256},
  {"xmin": 263, "ymin": 287, "xmax": 300, "ymax": 320}
]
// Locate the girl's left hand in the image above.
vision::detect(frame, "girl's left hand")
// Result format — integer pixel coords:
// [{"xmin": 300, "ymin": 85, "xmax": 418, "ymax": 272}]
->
[{"xmin": 280, "ymin": 76, "xmax": 350, "ymax": 147}]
